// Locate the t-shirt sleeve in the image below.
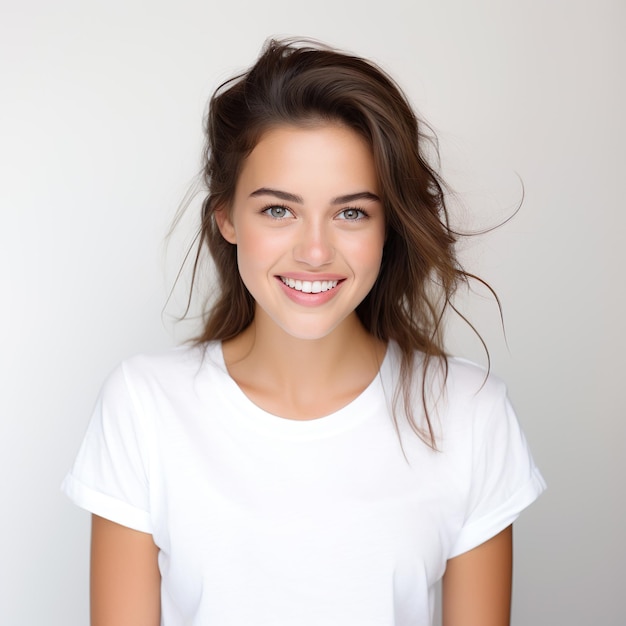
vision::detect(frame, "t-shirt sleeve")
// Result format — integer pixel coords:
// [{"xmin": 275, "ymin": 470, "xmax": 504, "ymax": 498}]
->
[
  {"xmin": 448, "ymin": 383, "xmax": 546, "ymax": 558},
  {"xmin": 61, "ymin": 362, "xmax": 153, "ymax": 533}
]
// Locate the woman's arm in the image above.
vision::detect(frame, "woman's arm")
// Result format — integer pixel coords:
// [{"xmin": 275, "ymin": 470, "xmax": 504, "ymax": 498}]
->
[
  {"xmin": 442, "ymin": 525, "xmax": 513, "ymax": 626},
  {"xmin": 90, "ymin": 514, "xmax": 161, "ymax": 626}
]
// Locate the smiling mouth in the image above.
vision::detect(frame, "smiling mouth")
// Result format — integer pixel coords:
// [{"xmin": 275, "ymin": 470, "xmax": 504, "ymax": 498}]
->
[{"xmin": 280, "ymin": 277, "xmax": 340, "ymax": 293}]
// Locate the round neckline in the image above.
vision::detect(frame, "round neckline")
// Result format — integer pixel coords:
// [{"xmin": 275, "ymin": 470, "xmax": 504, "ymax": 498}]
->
[{"xmin": 203, "ymin": 341, "xmax": 393, "ymax": 440}]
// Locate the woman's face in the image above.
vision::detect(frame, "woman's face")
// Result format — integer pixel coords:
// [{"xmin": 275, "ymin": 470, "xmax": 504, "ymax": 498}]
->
[{"xmin": 216, "ymin": 124, "xmax": 385, "ymax": 341}]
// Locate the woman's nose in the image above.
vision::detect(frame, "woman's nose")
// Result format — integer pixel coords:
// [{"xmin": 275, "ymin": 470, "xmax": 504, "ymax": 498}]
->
[{"xmin": 293, "ymin": 223, "xmax": 335, "ymax": 266}]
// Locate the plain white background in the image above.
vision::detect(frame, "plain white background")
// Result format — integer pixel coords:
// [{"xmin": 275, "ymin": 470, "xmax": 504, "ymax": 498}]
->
[{"xmin": 1, "ymin": 0, "xmax": 624, "ymax": 624}]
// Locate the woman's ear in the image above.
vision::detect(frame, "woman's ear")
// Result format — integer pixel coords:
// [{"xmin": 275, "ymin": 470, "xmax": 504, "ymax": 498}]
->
[{"xmin": 214, "ymin": 207, "xmax": 237, "ymax": 244}]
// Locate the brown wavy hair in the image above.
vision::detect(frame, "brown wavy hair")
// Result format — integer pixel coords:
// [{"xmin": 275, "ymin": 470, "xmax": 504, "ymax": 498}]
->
[{"xmin": 186, "ymin": 38, "xmax": 495, "ymax": 447}]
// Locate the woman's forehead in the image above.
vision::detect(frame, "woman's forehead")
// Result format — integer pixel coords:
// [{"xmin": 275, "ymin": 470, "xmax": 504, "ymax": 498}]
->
[{"xmin": 235, "ymin": 124, "xmax": 379, "ymax": 200}]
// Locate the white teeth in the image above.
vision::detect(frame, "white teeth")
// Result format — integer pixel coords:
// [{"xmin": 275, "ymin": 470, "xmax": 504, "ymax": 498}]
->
[{"xmin": 281, "ymin": 277, "xmax": 339, "ymax": 293}]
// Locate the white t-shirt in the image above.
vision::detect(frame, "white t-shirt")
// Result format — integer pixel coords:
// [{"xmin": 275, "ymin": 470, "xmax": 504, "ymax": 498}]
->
[{"xmin": 62, "ymin": 341, "xmax": 545, "ymax": 625}]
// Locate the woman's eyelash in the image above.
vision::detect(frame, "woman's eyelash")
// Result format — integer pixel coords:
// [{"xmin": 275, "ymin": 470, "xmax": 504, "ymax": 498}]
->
[
  {"xmin": 261, "ymin": 204, "xmax": 292, "ymax": 219},
  {"xmin": 260, "ymin": 204, "xmax": 369, "ymax": 220},
  {"xmin": 337, "ymin": 207, "xmax": 369, "ymax": 220}
]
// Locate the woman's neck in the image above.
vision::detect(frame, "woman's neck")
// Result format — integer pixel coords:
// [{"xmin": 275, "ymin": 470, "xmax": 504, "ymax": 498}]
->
[{"xmin": 221, "ymin": 313, "xmax": 386, "ymax": 420}]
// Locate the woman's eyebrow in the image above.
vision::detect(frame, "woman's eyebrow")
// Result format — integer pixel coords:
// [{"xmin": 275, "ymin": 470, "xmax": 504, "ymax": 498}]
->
[
  {"xmin": 249, "ymin": 188, "xmax": 303, "ymax": 203},
  {"xmin": 249, "ymin": 188, "xmax": 380, "ymax": 204},
  {"xmin": 331, "ymin": 191, "xmax": 380, "ymax": 205}
]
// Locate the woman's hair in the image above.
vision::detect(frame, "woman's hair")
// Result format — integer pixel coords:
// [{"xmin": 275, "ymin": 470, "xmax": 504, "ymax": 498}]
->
[{"xmin": 188, "ymin": 38, "xmax": 492, "ymax": 447}]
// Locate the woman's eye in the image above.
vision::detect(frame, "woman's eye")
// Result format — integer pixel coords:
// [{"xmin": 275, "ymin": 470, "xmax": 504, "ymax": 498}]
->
[
  {"xmin": 263, "ymin": 205, "xmax": 291, "ymax": 219},
  {"xmin": 337, "ymin": 208, "xmax": 366, "ymax": 220}
]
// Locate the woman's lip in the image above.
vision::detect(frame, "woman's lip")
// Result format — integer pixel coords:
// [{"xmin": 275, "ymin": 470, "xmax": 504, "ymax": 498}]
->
[
  {"xmin": 277, "ymin": 276, "xmax": 343, "ymax": 306},
  {"xmin": 276, "ymin": 273, "xmax": 346, "ymax": 281}
]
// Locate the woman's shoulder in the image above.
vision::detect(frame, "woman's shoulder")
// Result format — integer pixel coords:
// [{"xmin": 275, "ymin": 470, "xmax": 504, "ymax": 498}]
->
[
  {"xmin": 436, "ymin": 356, "xmax": 517, "ymax": 445},
  {"xmin": 445, "ymin": 356, "xmax": 507, "ymax": 400},
  {"xmin": 122, "ymin": 340, "xmax": 217, "ymax": 370},
  {"xmin": 385, "ymin": 342, "xmax": 507, "ymax": 401},
  {"xmin": 102, "ymin": 341, "xmax": 224, "ymax": 396}
]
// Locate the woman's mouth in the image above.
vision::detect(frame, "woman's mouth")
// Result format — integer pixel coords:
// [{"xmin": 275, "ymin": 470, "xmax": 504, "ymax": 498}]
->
[{"xmin": 279, "ymin": 277, "xmax": 340, "ymax": 293}]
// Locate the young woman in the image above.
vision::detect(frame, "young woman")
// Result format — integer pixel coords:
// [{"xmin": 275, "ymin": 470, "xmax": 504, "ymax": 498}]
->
[{"xmin": 63, "ymin": 39, "xmax": 545, "ymax": 626}]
